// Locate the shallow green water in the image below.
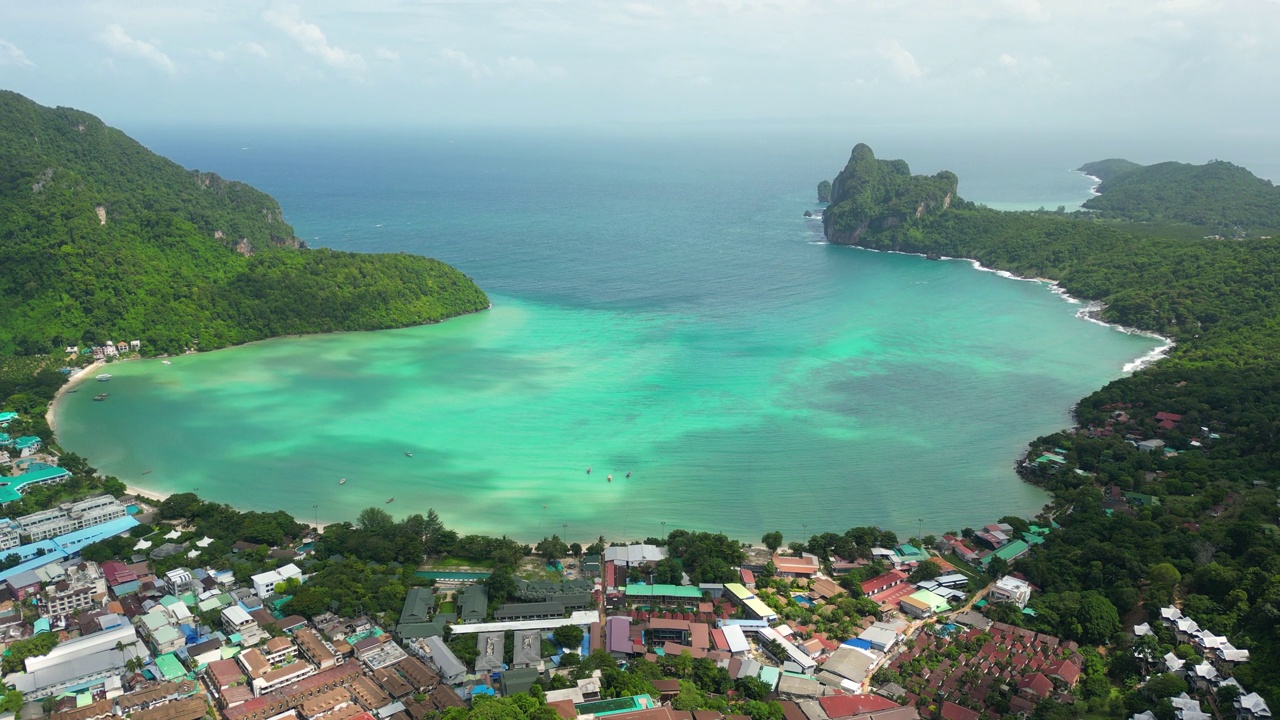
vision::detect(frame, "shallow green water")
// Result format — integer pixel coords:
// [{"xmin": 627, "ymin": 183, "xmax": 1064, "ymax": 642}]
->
[
  {"xmin": 53, "ymin": 130, "xmax": 1161, "ymax": 541},
  {"xmin": 56, "ymin": 253, "xmax": 1157, "ymax": 541}
]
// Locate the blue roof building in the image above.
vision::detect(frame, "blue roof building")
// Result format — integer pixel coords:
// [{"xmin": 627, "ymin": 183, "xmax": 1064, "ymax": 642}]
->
[{"xmin": 0, "ymin": 516, "xmax": 140, "ymax": 582}]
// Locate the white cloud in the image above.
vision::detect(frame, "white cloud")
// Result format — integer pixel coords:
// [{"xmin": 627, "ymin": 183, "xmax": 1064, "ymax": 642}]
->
[
  {"xmin": 877, "ymin": 40, "xmax": 923, "ymax": 81},
  {"xmin": 496, "ymin": 55, "xmax": 565, "ymax": 80},
  {"xmin": 263, "ymin": 5, "xmax": 364, "ymax": 70},
  {"xmin": 0, "ymin": 40, "xmax": 34, "ymax": 67},
  {"xmin": 440, "ymin": 48, "xmax": 492, "ymax": 80},
  {"xmin": 375, "ymin": 47, "xmax": 401, "ymax": 63},
  {"xmin": 243, "ymin": 42, "xmax": 270, "ymax": 59},
  {"xmin": 1000, "ymin": 0, "xmax": 1049, "ymax": 23},
  {"xmin": 998, "ymin": 53, "xmax": 1018, "ymax": 67},
  {"xmin": 97, "ymin": 25, "xmax": 176, "ymax": 76},
  {"xmin": 207, "ymin": 49, "xmax": 227, "ymax": 63}
]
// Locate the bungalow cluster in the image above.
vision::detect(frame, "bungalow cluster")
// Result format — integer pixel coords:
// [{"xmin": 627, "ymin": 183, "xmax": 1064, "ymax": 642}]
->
[
  {"xmin": 876, "ymin": 616, "xmax": 1083, "ymax": 719},
  {"xmin": 1062, "ymin": 407, "xmax": 1221, "ymax": 461},
  {"xmin": 933, "ymin": 522, "xmax": 1053, "ymax": 573},
  {"xmin": 1123, "ymin": 607, "xmax": 1271, "ymax": 720},
  {"xmin": 1, "ymin": 409, "xmax": 53, "ymax": 466},
  {"xmin": 67, "ymin": 341, "xmax": 141, "ymax": 361}
]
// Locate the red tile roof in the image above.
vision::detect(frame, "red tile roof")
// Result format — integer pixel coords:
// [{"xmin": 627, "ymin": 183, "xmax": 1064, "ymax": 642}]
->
[
  {"xmin": 1017, "ymin": 673, "xmax": 1054, "ymax": 699},
  {"xmin": 772, "ymin": 553, "xmax": 820, "ymax": 576},
  {"xmin": 861, "ymin": 571, "xmax": 907, "ymax": 596},
  {"xmin": 549, "ymin": 700, "xmax": 577, "ymax": 720},
  {"xmin": 1046, "ymin": 658, "xmax": 1081, "ymax": 685},
  {"xmin": 940, "ymin": 703, "xmax": 979, "ymax": 720}
]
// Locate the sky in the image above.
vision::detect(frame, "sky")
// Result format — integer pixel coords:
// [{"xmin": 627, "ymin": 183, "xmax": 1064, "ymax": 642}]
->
[{"xmin": 2, "ymin": 0, "xmax": 1279, "ymax": 136}]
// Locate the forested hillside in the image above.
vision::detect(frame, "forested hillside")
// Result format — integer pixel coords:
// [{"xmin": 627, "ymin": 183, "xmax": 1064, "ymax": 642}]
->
[
  {"xmin": 1081, "ymin": 158, "xmax": 1280, "ymax": 232},
  {"xmin": 821, "ymin": 145, "xmax": 1280, "ymax": 708},
  {"xmin": 1078, "ymin": 158, "xmax": 1143, "ymax": 183},
  {"xmin": 0, "ymin": 90, "xmax": 489, "ymax": 357}
]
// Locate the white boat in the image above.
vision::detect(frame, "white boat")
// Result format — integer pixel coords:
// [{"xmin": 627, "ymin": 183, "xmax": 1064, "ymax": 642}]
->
[
  {"xmin": 339, "ymin": 478, "xmax": 347, "ymax": 485},
  {"xmin": 96, "ymin": 374, "xmax": 112, "ymax": 381}
]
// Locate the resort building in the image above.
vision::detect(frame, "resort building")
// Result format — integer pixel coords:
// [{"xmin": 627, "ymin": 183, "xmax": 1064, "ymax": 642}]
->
[
  {"xmin": 17, "ymin": 495, "xmax": 127, "ymax": 542},
  {"xmin": 622, "ymin": 583, "xmax": 704, "ymax": 607},
  {"xmin": 899, "ymin": 589, "xmax": 949, "ymax": 619},
  {"xmin": 250, "ymin": 563, "xmax": 302, "ymax": 598},
  {"xmin": 294, "ymin": 627, "xmax": 338, "ymax": 670},
  {"xmin": 0, "ymin": 518, "xmax": 20, "ymax": 551},
  {"xmin": 0, "ymin": 464, "xmax": 73, "ymax": 505},
  {"xmin": 724, "ymin": 583, "xmax": 779, "ymax": 622},
  {"xmin": 989, "ymin": 576, "xmax": 1033, "ymax": 608},
  {"xmin": 606, "ymin": 616, "xmax": 635, "ymax": 659},
  {"xmin": 457, "ymin": 583, "xmax": 489, "ymax": 623},
  {"xmin": 223, "ymin": 605, "xmax": 266, "ymax": 646},
  {"xmin": 38, "ymin": 561, "xmax": 106, "ymax": 617},
  {"xmin": 164, "ymin": 567, "xmax": 195, "ymax": 595},
  {"xmin": 861, "ymin": 570, "xmax": 908, "ymax": 596},
  {"xmin": 771, "ymin": 553, "xmax": 821, "ymax": 578},
  {"xmin": 604, "ymin": 544, "xmax": 667, "ymax": 567},
  {"xmin": 7, "ymin": 624, "xmax": 147, "ymax": 699},
  {"xmin": 423, "ymin": 635, "xmax": 466, "ymax": 684}
]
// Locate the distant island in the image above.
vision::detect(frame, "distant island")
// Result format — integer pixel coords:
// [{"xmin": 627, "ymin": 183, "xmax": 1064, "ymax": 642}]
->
[
  {"xmin": 0, "ymin": 90, "xmax": 489, "ymax": 360},
  {"xmin": 1077, "ymin": 157, "xmax": 1280, "ymax": 232},
  {"xmin": 820, "ymin": 143, "xmax": 1280, "ymax": 704}
]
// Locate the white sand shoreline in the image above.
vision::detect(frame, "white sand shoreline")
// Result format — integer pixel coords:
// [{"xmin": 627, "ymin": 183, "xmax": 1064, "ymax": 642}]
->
[{"xmin": 45, "ymin": 359, "xmax": 107, "ymax": 434}]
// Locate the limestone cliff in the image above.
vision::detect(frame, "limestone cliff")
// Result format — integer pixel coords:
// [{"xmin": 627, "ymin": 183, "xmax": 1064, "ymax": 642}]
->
[{"xmin": 822, "ymin": 144, "xmax": 959, "ymax": 245}]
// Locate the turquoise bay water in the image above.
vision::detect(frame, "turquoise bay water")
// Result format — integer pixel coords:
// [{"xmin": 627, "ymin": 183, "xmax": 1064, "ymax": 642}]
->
[{"xmin": 54, "ymin": 130, "xmax": 1159, "ymax": 541}]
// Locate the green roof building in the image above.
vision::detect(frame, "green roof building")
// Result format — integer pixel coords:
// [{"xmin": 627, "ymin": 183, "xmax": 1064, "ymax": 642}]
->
[
  {"xmin": 153, "ymin": 653, "xmax": 186, "ymax": 681},
  {"xmin": 623, "ymin": 584, "xmax": 703, "ymax": 602},
  {"xmin": 0, "ymin": 411, "xmax": 17, "ymax": 426},
  {"xmin": 458, "ymin": 583, "xmax": 489, "ymax": 623},
  {"xmin": 900, "ymin": 589, "xmax": 949, "ymax": 619},
  {"xmin": 396, "ymin": 586, "xmax": 441, "ymax": 639},
  {"xmin": 981, "ymin": 540, "xmax": 1030, "ymax": 565}
]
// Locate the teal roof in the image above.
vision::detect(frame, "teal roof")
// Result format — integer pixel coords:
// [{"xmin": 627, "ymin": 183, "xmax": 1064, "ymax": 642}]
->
[
  {"xmin": 1024, "ymin": 534, "xmax": 1045, "ymax": 546},
  {"xmin": 154, "ymin": 653, "xmax": 186, "ymax": 680},
  {"xmin": 0, "ymin": 465, "xmax": 73, "ymax": 504},
  {"xmin": 33, "ymin": 618, "xmax": 50, "ymax": 634},
  {"xmin": 13, "ymin": 436, "xmax": 41, "ymax": 449},
  {"xmin": 0, "ymin": 434, "xmax": 10, "ymax": 445},
  {"xmin": 0, "ymin": 412, "xmax": 17, "ymax": 424},
  {"xmin": 623, "ymin": 584, "xmax": 703, "ymax": 599},
  {"xmin": 1035, "ymin": 453, "xmax": 1066, "ymax": 464},
  {"xmin": 982, "ymin": 540, "xmax": 1030, "ymax": 564},
  {"xmin": 895, "ymin": 544, "xmax": 930, "ymax": 562}
]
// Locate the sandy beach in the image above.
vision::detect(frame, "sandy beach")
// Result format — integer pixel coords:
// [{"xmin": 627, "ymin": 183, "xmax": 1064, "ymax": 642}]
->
[{"xmin": 44, "ymin": 359, "xmax": 105, "ymax": 435}]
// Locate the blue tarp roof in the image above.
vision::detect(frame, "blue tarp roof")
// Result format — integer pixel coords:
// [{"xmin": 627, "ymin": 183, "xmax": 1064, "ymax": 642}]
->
[{"xmin": 843, "ymin": 638, "xmax": 873, "ymax": 649}]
